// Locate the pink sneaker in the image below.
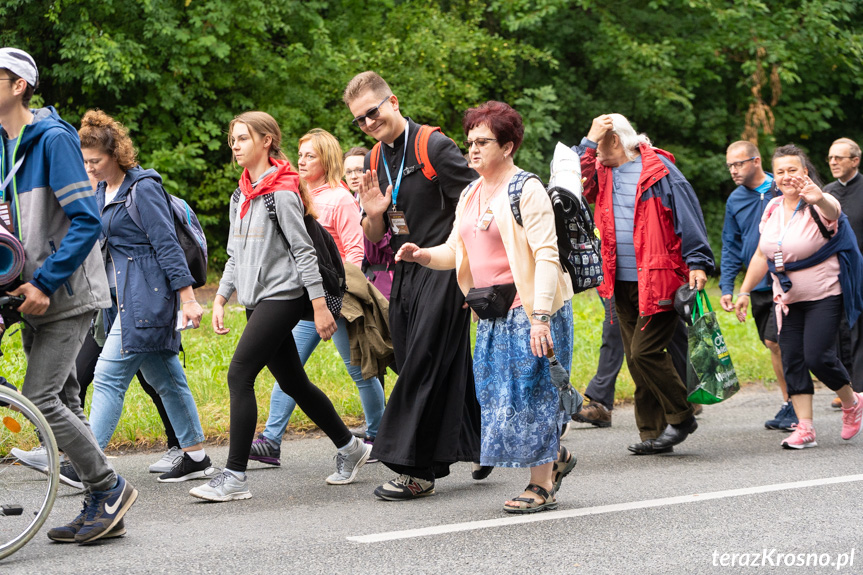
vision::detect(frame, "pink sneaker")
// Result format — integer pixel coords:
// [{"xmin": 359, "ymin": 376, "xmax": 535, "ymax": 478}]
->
[
  {"xmin": 841, "ymin": 392, "xmax": 863, "ymax": 440},
  {"xmin": 781, "ymin": 424, "xmax": 817, "ymax": 449}
]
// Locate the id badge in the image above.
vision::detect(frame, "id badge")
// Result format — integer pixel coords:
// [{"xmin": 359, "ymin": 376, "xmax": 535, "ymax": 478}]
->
[
  {"xmin": 477, "ymin": 208, "xmax": 494, "ymax": 231},
  {"xmin": 389, "ymin": 209, "xmax": 410, "ymax": 235},
  {"xmin": 0, "ymin": 202, "xmax": 13, "ymax": 234},
  {"xmin": 773, "ymin": 250, "xmax": 785, "ymax": 272}
]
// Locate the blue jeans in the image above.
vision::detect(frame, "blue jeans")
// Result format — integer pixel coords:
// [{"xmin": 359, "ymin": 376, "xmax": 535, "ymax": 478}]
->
[
  {"xmin": 263, "ymin": 317, "xmax": 385, "ymax": 443},
  {"xmin": 89, "ymin": 315, "xmax": 205, "ymax": 450}
]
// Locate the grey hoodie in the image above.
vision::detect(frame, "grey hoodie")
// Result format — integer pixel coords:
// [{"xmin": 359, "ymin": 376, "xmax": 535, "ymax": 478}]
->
[{"xmin": 217, "ymin": 181, "xmax": 324, "ymax": 309}]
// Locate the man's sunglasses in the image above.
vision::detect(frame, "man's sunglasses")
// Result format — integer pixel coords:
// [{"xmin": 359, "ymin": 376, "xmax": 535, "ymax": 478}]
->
[{"xmin": 351, "ymin": 97, "xmax": 390, "ymax": 128}]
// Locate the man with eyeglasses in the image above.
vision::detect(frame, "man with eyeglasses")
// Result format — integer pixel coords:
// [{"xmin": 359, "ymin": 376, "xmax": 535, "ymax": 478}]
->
[
  {"xmin": 825, "ymin": 138, "xmax": 863, "ymax": 397},
  {"xmin": 719, "ymin": 141, "xmax": 789, "ymax": 429},
  {"xmin": 342, "ymin": 71, "xmax": 482, "ymax": 501}
]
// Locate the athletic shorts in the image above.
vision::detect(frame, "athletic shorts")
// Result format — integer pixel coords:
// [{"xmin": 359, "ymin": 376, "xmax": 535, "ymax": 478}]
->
[{"xmin": 750, "ymin": 290, "xmax": 778, "ymax": 344}]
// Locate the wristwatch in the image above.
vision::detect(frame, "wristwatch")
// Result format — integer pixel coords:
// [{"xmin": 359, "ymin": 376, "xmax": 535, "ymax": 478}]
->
[{"xmin": 531, "ymin": 313, "xmax": 551, "ymax": 323}]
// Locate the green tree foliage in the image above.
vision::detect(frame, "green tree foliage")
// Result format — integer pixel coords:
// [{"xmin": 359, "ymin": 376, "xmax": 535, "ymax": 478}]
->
[{"xmin": 2, "ymin": 0, "xmax": 862, "ymax": 271}]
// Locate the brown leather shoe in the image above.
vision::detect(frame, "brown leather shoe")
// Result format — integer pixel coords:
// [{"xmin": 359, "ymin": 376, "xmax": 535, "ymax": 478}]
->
[
  {"xmin": 573, "ymin": 402, "xmax": 612, "ymax": 428},
  {"xmin": 832, "ymin": 396, "xmax": 843, "ymax": 410}
]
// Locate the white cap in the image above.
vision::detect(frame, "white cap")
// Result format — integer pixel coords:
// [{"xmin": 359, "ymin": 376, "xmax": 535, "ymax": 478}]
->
[{"xmin": 0, "ymin": 47, "xmax": 38, "ymax": 88}]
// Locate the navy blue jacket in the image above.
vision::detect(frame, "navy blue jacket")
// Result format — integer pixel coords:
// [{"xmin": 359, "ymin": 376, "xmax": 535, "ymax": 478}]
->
[
  {"xmin": 97, "ymin": 166, "xmax": 194, "ymax": 354},
  {"xmin": 720, "ymin": 178, "xmax": 780, "ymax": 295}
]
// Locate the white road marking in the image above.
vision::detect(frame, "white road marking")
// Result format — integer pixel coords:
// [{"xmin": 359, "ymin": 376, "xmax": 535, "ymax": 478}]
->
[{"xmin": 348, "ymin": 473, "xmax": 863, "ymax": 543}]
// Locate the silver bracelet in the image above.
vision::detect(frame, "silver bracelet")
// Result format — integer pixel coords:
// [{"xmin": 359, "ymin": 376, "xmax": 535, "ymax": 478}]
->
[{"xmin": 736, "ymin": 293, "xmax": 750, "ymax": 298}]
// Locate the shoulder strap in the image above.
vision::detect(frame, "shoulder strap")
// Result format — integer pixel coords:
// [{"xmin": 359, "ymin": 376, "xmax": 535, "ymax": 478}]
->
[
  {"xmin": 231, "ymin": 187, "xmax": 241, "ymax": 203},
  {"xmin": 124, "ymin": 181, "xmax": 144, "ymax": 233},
  {"xmin": 263, "ymin": 193, "xmax": 292, "ymax": 251},
  {"xmin": 808, "ymin": 203, "xmax": 835, "ymax": 240},
  {"xmin": 414, "ymin": 125, "xmax": 442, "ymax": 181},
  {"xmin": 370, "ymin": 142, "xmax": 382, "ymax": 175},
  {"xmin": 507, "ymin": 171, "xmax": 542, "ymax": 227}
]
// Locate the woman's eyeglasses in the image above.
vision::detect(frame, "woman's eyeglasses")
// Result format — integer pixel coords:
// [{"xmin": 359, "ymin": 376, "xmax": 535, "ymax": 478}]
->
[
  {"xmin": 463, "ymin": 138, "xmax": 498, "ymax": 149},
  {"xmin": 351, "ymin": 97, "xmax": 390, "ymax": 127}
]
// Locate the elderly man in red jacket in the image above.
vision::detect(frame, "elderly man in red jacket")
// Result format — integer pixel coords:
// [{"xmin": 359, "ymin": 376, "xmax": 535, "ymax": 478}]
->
[{"xmin": 573, "ymin": 114, "xmax": 715, "ymax": 455}]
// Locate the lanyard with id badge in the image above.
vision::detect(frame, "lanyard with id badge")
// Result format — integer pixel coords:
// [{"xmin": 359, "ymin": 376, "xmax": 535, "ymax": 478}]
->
[
  {"xmin": 383, "ymin": 122, "xmax": 410, "ymax": 235},
  {"xmin": 475, "ymin": 182, "xmax": 495, "ymax": 233},
  {"xmin": 774, "ymin": 199, "xmax": 804, "ymax": 272},
  {"xmin": 0, "ymin": 132, "xmax": 26, "ymax": 235}
]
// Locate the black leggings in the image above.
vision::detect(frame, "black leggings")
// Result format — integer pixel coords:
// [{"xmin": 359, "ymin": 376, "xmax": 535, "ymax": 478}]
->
[
  {"xmin": 226, "ymin": 298, "xmax": 352, "ymax": 472},
  {"xmin": 76, "ymin": 332, "xmax": 180, "ymax": 449},
  {"xmin": 780, "ymin": 295, "xmax": 851, "ymax": 396}
]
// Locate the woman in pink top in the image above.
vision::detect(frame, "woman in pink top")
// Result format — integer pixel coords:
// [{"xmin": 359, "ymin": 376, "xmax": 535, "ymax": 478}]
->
[
  {"xmin": 397, "ymin": 101, "xmax": 575, "ymax": 514},
  {"xmin": 735, "ymin": 145, "xmax": 861, "ymax": 450},
  {"xmin": 249, "ymin": 129, "xmax": 385, "ymax": 467}
]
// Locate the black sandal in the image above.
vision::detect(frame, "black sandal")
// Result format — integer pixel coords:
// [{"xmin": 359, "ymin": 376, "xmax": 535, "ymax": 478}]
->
[
  {"xmin": 552, "ymin": 445, "xmax": 577, "ymax": 493},
  {"xmin": 503, "ymin": 483, "xmax": 558, "ymax": 514}
]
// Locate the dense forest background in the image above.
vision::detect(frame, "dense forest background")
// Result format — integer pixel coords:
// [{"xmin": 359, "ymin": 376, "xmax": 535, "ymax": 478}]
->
[{"xmin": 3, "ymin": 0, "xmax": 862, "ymax": 267}]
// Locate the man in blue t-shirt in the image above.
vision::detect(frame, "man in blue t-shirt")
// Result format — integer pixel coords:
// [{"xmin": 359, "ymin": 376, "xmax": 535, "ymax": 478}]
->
[{"xmin": 719, "ymin": 141, "xmax": 792, "ymax": 430}]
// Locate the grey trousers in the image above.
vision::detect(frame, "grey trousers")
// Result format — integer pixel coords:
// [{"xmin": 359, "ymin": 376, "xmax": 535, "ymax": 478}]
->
[
  {"xmin": 21, "ymin": 312, "xmax": 116, "ymax": 492},
  {"xmin": 837, "ymin": 312, "xmax": 863, "ymax": 393}
]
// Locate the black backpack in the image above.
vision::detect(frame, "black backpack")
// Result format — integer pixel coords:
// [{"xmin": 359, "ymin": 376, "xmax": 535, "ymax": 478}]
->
[
  {"xmin": 505, "ymin": 171, "xmax": 603, "ymax": 294},
  {"xmin": 125, "ymin": 181, "xmax": 208, "ymax": 289},
  {"xmin": 231, "ymin": 189, "xmax": 346, "ymax": 320}
]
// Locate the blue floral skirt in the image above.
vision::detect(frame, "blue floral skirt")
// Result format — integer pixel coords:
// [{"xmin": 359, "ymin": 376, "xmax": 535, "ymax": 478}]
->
[{"xmin": 474, "ymin": 302, "xmax": 574, "ymax": 468}]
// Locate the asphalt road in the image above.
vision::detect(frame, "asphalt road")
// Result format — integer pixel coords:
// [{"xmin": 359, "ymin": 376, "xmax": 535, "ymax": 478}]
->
[{"xmin": 3, "ymin": 384, "xmax": 862, "ymax": 575}]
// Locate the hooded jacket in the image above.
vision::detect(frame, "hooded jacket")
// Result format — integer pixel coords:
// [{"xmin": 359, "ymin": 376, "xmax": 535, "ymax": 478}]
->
[
  {"xmin": 574, "ymin": 138, "xmax": 714, "ymax": 317},
  {"xmin": 97, "ymin": 166, "xmax": 194, "ymax": 354},
  {"xmin": 0, "ymin": 107, "xmax": 110, "ymax": 325},
  {"xmin": 720, "ymin": 178, "xmax": 780, "ymax": 295}
]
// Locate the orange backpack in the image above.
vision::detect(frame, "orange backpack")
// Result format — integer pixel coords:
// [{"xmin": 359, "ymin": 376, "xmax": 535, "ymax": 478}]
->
[{"xmin": 369, "ymin": 125, "xmax": 444, "ymax": 183}]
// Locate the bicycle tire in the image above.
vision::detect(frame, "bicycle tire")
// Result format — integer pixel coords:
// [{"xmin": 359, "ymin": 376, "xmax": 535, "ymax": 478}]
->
[{"xmin": 0, "ymin": 386, "xmax": 60, "ymax": 560}]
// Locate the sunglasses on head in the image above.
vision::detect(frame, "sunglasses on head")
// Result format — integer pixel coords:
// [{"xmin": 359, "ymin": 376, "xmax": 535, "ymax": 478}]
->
[{"xmin": 351, "ymin": 97, "xmax": 390, "ymax": 128}]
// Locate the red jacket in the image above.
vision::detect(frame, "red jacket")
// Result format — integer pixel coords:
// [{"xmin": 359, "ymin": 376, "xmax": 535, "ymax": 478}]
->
[{"xmin": 579, "ymin": 141, "xmax": 713, "ymax": 317}]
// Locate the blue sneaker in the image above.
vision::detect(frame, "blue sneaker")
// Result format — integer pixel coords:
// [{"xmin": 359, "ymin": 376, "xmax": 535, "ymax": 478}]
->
[
  {"xmin": 766, "ymin": 402, "xmax": 798, "ymax": 431},
  {"xmin": 765, "ymin": 402, "xmax": 791, "ymax": 430},
  {"xmin": 777, "ymin": 401, "xmax": 798, "ymax": 431},
  {"xmin": 74, "ymin": 476, "xmax": 138, "ymax": 544}
]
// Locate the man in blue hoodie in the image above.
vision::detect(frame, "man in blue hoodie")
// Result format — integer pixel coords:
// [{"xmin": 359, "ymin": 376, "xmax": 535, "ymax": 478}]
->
[
  {"xmin": 0, "ymin": 47, "xmax": 137, "ymax": 545},
  {"xmin": 719, "ymin": 141, "xmax": 793, "ymax": 430}
]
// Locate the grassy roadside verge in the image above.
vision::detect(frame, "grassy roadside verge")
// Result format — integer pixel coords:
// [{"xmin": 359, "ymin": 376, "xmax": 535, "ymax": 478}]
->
[{"xmin": 0, "ymin": 282, "xmax": 776, "ymax": 451}]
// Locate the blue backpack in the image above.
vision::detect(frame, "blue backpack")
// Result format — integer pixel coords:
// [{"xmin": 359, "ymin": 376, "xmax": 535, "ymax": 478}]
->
[{"xmin": 125, "ymin": 181, "xmax": 208, "ymax": 289}]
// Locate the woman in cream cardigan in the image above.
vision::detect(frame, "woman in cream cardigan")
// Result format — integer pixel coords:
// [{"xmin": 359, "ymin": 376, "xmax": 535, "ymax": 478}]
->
[{"xmin": 396, "ymin": 101, "xmax": 575, "ymax": 513}]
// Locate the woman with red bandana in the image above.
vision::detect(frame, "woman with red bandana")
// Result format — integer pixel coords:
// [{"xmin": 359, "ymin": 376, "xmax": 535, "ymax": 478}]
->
[{"xmin": 190, "ymin": 112, "xmax": 371, "ymax": 502}]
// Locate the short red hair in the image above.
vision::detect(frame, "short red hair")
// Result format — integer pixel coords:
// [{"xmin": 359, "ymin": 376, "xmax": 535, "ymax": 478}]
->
[{"xmin": 462, "ymin": 101, "xmax": 524, "ymax": 155}]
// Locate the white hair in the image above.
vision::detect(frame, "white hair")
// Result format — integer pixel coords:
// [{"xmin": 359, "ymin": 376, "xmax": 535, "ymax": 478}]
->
[{"xmin": 610, "ymin": 113, "xmax": 651, "ymax": 160}]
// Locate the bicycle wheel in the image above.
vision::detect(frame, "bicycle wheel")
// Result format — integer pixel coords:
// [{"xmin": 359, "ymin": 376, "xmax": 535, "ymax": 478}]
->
[{"xmin": 0, "ymin": 386, "xmax": 60, "ymax": 560}]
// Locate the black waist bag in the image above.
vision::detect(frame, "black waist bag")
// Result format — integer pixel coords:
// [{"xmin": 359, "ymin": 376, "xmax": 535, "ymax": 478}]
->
[{"xmin": 465, "ymin": 283, "xmax": 517, "ymax": 320}]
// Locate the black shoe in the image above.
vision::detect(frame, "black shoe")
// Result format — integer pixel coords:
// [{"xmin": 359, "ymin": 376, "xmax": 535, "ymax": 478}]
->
[
  {"xmin": 651, "ymin": 417, "xmax": 698, "ymax": 450},
  {"xmin": 627, "ymin": 439, "xmax": 674, "ymax": 455},
  {"xmin": 471, "ymin": 463, "xmax": 493, "ymax": 480},
  {"xmin": 157, "ymin": 453, "xmax": 218, "ymax": 483}
]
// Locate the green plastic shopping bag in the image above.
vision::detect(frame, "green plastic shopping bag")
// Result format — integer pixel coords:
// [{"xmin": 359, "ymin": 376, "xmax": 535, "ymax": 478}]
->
[{"xmin": 686, "ymin": 290, "xmax": 740, "ymax": 404}]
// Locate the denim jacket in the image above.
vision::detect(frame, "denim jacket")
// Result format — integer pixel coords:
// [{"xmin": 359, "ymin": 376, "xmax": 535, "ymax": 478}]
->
[{"xmin": 97, "ymin": 166, "xmax": 194, "ymax": 354}]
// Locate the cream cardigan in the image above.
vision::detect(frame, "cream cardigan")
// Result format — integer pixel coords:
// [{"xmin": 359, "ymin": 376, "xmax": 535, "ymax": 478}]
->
[{"xmin": 425, "ymin": 170, "xmax": 573, "ymax": 317}]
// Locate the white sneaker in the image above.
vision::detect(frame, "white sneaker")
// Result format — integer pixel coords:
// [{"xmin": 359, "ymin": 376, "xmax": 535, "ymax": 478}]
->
[
  {"xmin": 189, "ymin": 470, "xmax": 251, "ymax": 502},
  {"xmin": 149, "ymin": 446, "xmax": 184, "ymax": 473},
  {"xmin": 325, "ymin": 438, "xmax": 372, "ymax": 485},
  {"xmin": 11, "ymin": 446, "xmax": 50, "ymax": 473}
]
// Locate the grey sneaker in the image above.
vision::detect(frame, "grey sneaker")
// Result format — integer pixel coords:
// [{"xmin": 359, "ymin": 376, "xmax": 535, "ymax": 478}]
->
[
  {"xmin": 325, "ymin": 439, "xmax": 371, "ymax": 485},
  {"xmin": 189, "ymin": 470, "xmax": 251, "ymax": 502},
  {"xmin": 11, "ymin": 445, "xmax": 50, "ymax": 473},
  {"xmin": 149, "ymin": 446, "xmax": 184, "ymax": 473}
]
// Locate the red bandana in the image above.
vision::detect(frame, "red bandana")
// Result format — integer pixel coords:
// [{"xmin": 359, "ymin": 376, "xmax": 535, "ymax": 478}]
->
[{"xmin": 238, "ymin": 158, "xmax": 302, "ymax": 219}]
